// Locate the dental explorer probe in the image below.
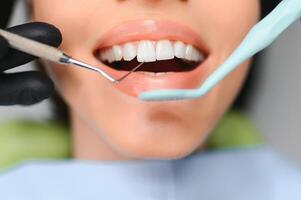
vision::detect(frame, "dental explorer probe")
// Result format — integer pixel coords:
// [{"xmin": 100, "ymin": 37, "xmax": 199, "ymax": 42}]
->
[
  {"xmin": 139, "ymin": 0, "xmax": 301, "ymax": 101},
  {"xmin": 0, "ymin": 28, "xmax": 143, "ymax": 83}
]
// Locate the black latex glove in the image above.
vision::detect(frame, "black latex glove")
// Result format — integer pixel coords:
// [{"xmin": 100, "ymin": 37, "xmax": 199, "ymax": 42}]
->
[{"xmin": 0, "ymin": 22, "xmax": 62, "ymax": 105}]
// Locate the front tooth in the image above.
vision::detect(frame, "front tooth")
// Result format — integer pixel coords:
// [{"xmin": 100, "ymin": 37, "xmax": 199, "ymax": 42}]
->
[
  {"xmin": 112, "ymin": 45, "xmax": 123, "ymax": 61},
  {"xmin": 123, "ymin": 43, "xmax": 137, "ymax": 61},
  {"xmin": 174, "ymin": 41, "xmax": 186, "ymax": 59},
  {"xmin": 137, "ymin": 40, "xmax": 156, "ymax": 62},
  {"xmin": 156, "ymin": 40, "xmax": 174, "ymax": 61}
]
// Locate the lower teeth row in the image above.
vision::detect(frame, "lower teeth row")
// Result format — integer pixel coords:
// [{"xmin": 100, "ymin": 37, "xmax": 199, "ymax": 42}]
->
[{"xmin": 138, "ymin": 71, "xmax": 173, "ymax": 76}]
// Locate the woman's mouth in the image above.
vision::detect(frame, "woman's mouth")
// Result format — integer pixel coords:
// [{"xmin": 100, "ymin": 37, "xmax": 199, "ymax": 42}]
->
[{"xmin": 93, "ymin": 20, "xmax": 210, "ymax": 97}]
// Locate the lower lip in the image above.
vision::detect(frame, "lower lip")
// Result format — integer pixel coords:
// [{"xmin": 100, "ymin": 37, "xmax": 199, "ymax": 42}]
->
[{"xmin": 95, "ymin": 59, "xmax": 209, "ymax": 97}]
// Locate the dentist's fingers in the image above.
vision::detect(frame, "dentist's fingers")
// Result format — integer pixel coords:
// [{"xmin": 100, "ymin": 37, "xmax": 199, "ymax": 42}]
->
[
  {"xmin": 0, "ymin": 22, "xmax": 62, "ymax": 72},
  {"xmin": 0, "ymin": 71, "xmax": 54, "ymax": 105},
  {"xmin": 0, "ymin": 36, "xmax": 9, "ymax": 60}
]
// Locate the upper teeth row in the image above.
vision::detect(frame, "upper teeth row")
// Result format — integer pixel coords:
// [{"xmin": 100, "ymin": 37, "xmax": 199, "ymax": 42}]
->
[{"xmin": 98, "ymin": 40, "xmax": 205, "ymax": 63}]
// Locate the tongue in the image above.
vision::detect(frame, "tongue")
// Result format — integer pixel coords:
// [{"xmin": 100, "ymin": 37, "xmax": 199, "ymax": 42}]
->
[{"xmin": 107, "ymin": 58, "xmax": 199, "ymax": 73}]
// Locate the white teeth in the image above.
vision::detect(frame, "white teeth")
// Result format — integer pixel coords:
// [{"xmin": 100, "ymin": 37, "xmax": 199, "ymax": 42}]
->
[
  {"xmin": 99, "ymin": 40, "xmax": 204, "ymax": 63},
  {"xmin": 100, "ymin": 51, "xmax": 107, "ymax": 61},
  {"xmin": 174, "ymin": 41, "xmax": 186, "ymax": 59},
  {"xmin": 139, "ymin": 72, "xmax": 168, "ymax": 77},
  {"xmin": 191, "ymin": 47, "xmax": 203, "ymax": 61},
  {"xmin": 123, "ymin": 43, "xmax": 137, "ymax": 61},
  {"xmin": 112, "ymin": 45, "xmax": 123, "ymax": 61},
  {"xmin": 155, "ymin": 72, "xmax": 168, "ymax": 77},
  {"xmin": 156, "ymin": 40, "xmax": 174, "ymax": 61},
  {"xmin": 185, "ymin": 45, "xmax": 204, "ymax": 62},
  {"xmin": 100, "ymin": 49, "xmax": 109, "ymax": 62},
  {"xmin": 196, "ymin": 50, "xmax": 204, "ymax": 61},
  {"xmin": 137, "ymin": 40, "xmax": 156, "ymax": 62},
  {"xmin": 107, "ymin": 49, "xmax": 115, "ymax": 63},
  {"xmin": 184, "ymin": 45, "xmax": 194, "ymax": 61}
]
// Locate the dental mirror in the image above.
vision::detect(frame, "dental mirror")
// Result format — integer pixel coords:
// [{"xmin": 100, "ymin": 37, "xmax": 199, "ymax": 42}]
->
[{"xmin": 139, "ymin": 0, "xmax": 301, "ymax": 101}]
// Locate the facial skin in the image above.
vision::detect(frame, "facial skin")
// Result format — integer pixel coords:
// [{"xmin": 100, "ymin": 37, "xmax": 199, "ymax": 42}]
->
[{"xmin": 31, "ymin": 0, "xmax": 260, "ymax": 160}]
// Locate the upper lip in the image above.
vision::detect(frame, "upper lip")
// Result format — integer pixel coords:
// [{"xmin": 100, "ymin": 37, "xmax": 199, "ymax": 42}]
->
[{"xmin": 93, "ymin": 19, "xmax": 209, "ymax": 54}]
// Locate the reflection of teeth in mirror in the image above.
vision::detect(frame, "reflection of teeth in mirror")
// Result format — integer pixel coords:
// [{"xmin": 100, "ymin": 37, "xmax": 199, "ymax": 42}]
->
[{"xmin": 98, "ymin": 40, "xmax": 205, "ymax": 63}]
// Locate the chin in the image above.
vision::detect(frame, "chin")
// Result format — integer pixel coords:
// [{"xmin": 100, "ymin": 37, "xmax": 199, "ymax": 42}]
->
[{"xmin": 104, "ymin": 112, "xmax": 208, "ymax": 160}]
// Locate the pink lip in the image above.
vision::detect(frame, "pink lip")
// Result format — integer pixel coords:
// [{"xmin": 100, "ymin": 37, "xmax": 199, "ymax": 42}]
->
[
  {"xmin": 93, "ymin": 20, "xmax": 210, "ymax": 97},
  {"xmin": 95, "ymin": 20, "xmax": 208, "ymax": 53}
]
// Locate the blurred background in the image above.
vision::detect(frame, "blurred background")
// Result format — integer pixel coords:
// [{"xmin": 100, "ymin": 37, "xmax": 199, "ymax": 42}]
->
[{"xmin": 0, "ymin": 1, "xmax": 300, "ymax": 161}]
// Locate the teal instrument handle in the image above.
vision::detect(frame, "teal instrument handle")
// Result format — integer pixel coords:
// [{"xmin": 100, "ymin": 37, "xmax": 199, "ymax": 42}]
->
[{"xmin": 139, "ymin": 0, "xmax": 301, "ymax": 101}]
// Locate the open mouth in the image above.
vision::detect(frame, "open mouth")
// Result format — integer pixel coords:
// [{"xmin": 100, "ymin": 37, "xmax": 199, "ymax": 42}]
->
[
  {"xmin": 95, "ymin": 40, "xmax": 204, "ymax": 75},
  {"xmin": 93, "ymin": 20, "xmax": 210, "ymax": 97}
]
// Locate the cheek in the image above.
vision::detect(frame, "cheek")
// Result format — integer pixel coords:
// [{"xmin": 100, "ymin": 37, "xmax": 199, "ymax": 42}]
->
[
  {"xmin": 188, "ymin": 0, "xmax": 259, "ymax": 121},
  {"xmin": 190, "ymin": 0, "xmax": 260, "ymax": 53},
  {"xmin": 32, "ymin": 0, "xmax": 93, "ymax": 52},
  {"xmin": 215, "ymin": 60, "xmax": 251, "ymax": 113},
  {"xmin": 45, "ymin": 58, "xmax": 115, "ymax": 116}
]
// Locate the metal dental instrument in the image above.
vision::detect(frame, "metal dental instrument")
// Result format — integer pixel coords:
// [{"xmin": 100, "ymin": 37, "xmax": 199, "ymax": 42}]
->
[
  {"xmin": 139, "ymin": 0, "xmax": 301, "ymax": 101},
  {"xmin": 0, "ymin": 29, "xmax": 143, "ymax": 83}
]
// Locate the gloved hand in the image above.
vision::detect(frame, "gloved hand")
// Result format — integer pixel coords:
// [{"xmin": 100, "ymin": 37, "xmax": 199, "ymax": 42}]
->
[{"xmin": 0, "ymin": 22, "xmax": 62, "ymax": 106}]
